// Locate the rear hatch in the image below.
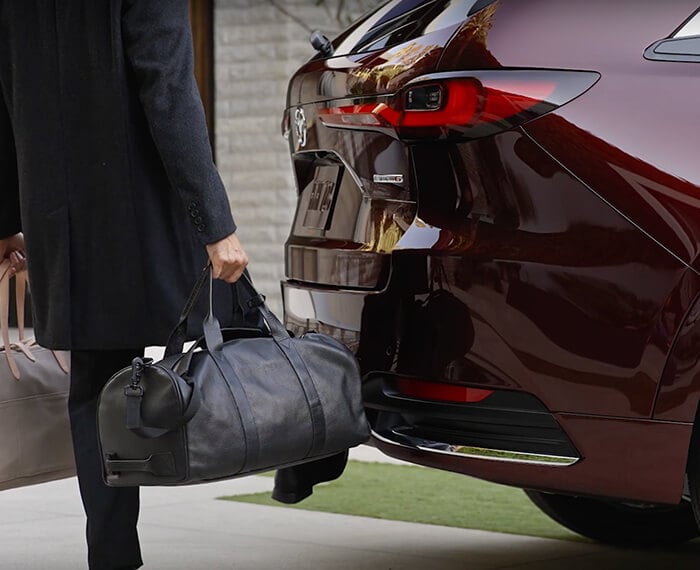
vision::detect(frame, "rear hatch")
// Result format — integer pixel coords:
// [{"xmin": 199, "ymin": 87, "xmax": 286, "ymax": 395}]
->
[{"xmin": 283, "ymin": 0, "xmax": 494, "ymax": 291}]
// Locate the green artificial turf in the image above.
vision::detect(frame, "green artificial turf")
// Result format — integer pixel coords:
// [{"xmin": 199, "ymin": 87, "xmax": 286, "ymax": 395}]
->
[{"xmin": 220, "ymin": 460, "xmax": 585, "ymax": 542}]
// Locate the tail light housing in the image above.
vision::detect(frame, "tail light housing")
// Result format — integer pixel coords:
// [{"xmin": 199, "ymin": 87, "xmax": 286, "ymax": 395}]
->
[
  {"xmin": 319, "ymin": 69, "xmax": 599, "ymax": 141},
  {"xmin": 396, "ymin": 377, "xmax": 494, "ymax": 404}
]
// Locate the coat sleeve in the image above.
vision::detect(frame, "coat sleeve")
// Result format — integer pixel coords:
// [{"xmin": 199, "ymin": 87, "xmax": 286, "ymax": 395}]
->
[
  {"xmin": 122, "ymin": 0, "xmax": 236, "ymax": 245},
  {"xmin": 0, "ymin": 88, "xmax": 21, "ymax": 240}
]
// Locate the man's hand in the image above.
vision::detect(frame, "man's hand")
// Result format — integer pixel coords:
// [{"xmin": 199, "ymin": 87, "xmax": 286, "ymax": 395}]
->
[
  {"xmin": 205, "ymin": 232, "xmax": 248, "ymax": 283},
  {"xmin": 0, "ymin": 233, "xmax": 26, "ymax": 275}
]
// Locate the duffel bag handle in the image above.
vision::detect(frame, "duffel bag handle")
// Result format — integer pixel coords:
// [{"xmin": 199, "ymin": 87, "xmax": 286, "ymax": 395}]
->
[
  {"xmin": 164, "ymin": 265, "xmax": 211, "ymax": 356},
  {"xmin": 164, "ymin": 265, "xmax": 289, "ymax": 357}
]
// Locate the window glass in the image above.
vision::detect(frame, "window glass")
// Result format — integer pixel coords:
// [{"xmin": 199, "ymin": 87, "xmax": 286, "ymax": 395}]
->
[
  {"xmin": 332, "ymin": 0, "xmax": 477, "ymax": 57},
  {"xmin": 675, "ymin": 10, "xmax": 700, "ymax": 38}
]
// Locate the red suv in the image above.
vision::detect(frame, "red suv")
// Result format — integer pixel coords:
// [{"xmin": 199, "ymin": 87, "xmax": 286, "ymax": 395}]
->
[{"xmin": 281, "ymin": 0, "xmax": 700, "ymax": 546}]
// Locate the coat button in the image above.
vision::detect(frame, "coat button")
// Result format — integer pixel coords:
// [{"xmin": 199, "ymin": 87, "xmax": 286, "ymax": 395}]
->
[
  {"xmin": 197, "ymin": 224, "xmax": 206, "ymax": 233},
  {"xmin": 190, "ymin": 210, "xmax": 200, "ymax": 218},
  {"xmin": 194, "ymin": 216, "xmax": 203, "ymax": 225}
]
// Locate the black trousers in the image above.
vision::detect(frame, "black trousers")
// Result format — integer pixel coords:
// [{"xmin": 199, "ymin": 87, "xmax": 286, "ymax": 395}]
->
[{"xmin": 69, "ymin": 349, "xmax": 145, "ymax": 570}]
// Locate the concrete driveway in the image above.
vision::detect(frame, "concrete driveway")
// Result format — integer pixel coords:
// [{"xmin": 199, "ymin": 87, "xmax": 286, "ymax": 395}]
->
[{"xmin": 1, "ymin": 451, "xmax": 699, "ymax": 570}]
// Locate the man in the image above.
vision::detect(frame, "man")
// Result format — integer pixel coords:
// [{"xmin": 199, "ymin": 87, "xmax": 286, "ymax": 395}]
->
[{"xmin": 0, "ymin": 1, "xmax": 247, "ymax": 568}]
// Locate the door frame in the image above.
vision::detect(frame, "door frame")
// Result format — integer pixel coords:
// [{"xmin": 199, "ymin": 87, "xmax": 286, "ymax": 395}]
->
[{"xmin": 190, "ymin": 0, "xmax": 215, "ymax": 147}]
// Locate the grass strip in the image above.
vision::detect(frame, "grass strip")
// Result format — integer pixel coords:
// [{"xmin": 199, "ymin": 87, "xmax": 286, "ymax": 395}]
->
[{"xmin": 220, "ymin": 460, "xmax": 585, "ymax": 542}]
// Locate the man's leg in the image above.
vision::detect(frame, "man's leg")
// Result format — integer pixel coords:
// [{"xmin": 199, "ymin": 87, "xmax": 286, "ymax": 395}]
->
[{"xmin": 69, "ymin": 349, "xmax": 144, "ymax": 570}]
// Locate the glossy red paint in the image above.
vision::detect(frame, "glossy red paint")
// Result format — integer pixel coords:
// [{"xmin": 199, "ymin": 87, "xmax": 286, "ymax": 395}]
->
[
  {"xmin": 655, "ymin": 275, "xmax": 700, "ymax": 423},
  {"xmin": 287, "ymin": 24, "xmax": 460, "ymax": 107},
  {"xmin": 449, "ymin": 0, "xmax": 700, "ymax": 270}
]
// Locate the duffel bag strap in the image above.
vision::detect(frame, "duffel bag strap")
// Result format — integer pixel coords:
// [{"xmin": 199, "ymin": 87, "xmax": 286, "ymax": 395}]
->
[
  {"xmin": 164, "ymin": 265, "xmax": 211, "ymax": 356},
  {"xmin": 236, "ymin": 272, "xmax": 327, "ymax": 458},
  {"xmin": 273, "ymin": 341, "xmax": 328, "ymax": 457},
  {"xmin": 125, "ymin": 357, "xmax": 203, "ymax": 439},
  {"xmin": 163, "ymin": 265, "xmax": 328, "ymax": 461}
]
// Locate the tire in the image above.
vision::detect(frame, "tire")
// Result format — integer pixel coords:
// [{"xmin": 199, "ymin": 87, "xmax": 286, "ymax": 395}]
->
[{"xmin": 525, "ymin": 490, "xmax": 699, "ymax": 547}]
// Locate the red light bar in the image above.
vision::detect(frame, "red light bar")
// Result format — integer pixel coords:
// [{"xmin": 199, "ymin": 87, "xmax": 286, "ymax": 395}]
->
[
  {"xmin": 318, "ymin": 102, "xmax": 399, "ymax": 128},
  {"xmin": 478, "ymin": 80, "xmax": 556, "ymax": 126},
  {"xmin": 396, "ymin": 378, "xmax": 494, "ymax": 404},
  {"xmin": 317, "ymin": 70, "xmax": 598, "ymax": 140}
]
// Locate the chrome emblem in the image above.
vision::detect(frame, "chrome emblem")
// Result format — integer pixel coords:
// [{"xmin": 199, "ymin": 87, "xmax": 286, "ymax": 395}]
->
[
  {"xmin": 294, "ymin": 107, "xmax": 308, "ymax": 148},
  {"xmin": 373, "ymin": 174, "xmax": 404, "ymax": 184}
]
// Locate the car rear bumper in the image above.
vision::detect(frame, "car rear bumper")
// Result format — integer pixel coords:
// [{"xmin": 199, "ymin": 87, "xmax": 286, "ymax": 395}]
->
[
  {"xmin": 370, "ymin": 411, "xmax": 692, "ymax": 506},
  {"xmin": 363, "ymin": 373, "xmax": 580, "ymax": 467},
  {"xmin": 283, "ymin": 278, "xmax": 694, "ymax": 505}
]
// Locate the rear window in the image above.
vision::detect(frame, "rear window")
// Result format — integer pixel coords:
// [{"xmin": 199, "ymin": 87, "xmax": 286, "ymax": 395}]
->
[
  {"xmin": 674, "ymin": 8, "xmax": 700, "ymax": 37},
  {"xmin": 332, "ymin": 0, "xmax": 486, "ymax": 56}
]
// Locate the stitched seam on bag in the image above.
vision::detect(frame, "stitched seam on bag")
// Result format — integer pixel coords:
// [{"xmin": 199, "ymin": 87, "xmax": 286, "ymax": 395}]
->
[{"xmin": 0, "ymin": 392, "xmax": 70, "ymax": 405}]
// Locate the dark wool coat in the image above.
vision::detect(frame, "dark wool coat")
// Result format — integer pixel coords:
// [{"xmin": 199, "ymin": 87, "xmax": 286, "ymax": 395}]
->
[{"xmin": 0, "ymin": 0, "xmax": 238, "ymax": 350}]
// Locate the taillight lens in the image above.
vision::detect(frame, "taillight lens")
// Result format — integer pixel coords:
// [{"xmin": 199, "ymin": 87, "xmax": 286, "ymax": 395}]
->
[
  {"xmin": 396, "ymin": 377, "xmax": 494, "ymax": 404},
  {"xmin": 319, "ymin": 69, "xmax": 599, "ymax": 141}
]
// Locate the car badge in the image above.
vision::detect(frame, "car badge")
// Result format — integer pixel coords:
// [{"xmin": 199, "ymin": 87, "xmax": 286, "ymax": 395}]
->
[
  {"xmin": 294, "ymin": 107, "xmax": 308, "ymax": 148},
  {"xmin": 373, "ymin": 174, "xmax": 404, "ymax": 184}
]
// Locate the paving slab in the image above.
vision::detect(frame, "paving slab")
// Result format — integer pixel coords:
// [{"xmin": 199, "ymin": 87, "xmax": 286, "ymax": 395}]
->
[
  {"xmin": 2, "ymin": 337, "xmax": 697, "ymax": 568},
  {"xmin": 0, "ymin": 473, "xmax": 698, "ymax": 570}
]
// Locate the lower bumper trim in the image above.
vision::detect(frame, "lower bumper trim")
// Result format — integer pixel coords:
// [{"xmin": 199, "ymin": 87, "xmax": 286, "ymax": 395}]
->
[{"xmin": 373, "ymin": 429, "xmax": 580, "ymax": 467}]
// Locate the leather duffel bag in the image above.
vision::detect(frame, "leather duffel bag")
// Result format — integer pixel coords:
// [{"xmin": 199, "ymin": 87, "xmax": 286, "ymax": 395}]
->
[{"xmin": 97, "ymin": 267, "xmax": 369, "ymax": 486}]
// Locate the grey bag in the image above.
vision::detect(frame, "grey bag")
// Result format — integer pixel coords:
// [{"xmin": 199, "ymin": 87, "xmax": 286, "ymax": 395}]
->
[
  {"xmin": 97, "ymin": 267, "xmax": 369, "ymax": 487},
  {"xmin": 0, "ymin": 261, "xmax": 74, "ymax": 491}
]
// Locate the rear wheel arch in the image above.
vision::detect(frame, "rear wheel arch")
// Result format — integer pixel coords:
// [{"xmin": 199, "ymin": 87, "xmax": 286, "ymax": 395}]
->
[{"xmin": 525, "ymin": 489, "xmax": 698, "ymax": 547}]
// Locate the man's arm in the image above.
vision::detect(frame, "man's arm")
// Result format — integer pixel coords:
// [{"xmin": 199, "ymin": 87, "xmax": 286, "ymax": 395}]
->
[{"xmin": 121, "ymin": 0, "xmax": 236, "ymax": 246}]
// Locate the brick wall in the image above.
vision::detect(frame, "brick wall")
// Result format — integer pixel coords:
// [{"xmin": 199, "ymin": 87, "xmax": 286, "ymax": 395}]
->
[{"xmin": 214, "ymin": 0, "xmax": 377, "ymax": 313}]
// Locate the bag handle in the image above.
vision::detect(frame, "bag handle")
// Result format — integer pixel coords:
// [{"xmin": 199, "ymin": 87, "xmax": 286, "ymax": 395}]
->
[
  {"xmin": 164, "ymin": 265, "xmax": 288, "ymax": 357},
  {"xmin": 0, "ymin": 261, "xmax": 22, "ymax": 379},
  {"xmin": 0, "ymin": 261, "xmax": 69, "ymax": 379}
]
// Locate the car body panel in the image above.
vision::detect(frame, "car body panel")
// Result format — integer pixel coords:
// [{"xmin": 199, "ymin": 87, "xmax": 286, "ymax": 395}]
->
[
  {"xmin": 465, "ymin": 0, "xmax": 700, "ymax": 270},
  {"xmin": 282, "ymin": 0, "xmax": 700, "ymax": 505}
]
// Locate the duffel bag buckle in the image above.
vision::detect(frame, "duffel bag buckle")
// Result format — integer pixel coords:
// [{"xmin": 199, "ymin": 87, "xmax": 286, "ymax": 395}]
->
[{"xmin": 124, "ymin": 384, "xmax": 144, "ymax": 397}]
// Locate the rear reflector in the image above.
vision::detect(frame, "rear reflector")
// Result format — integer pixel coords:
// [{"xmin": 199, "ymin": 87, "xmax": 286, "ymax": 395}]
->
[
  {"xmin": 396, "ymin": 378, "xmax": 494, "ymax": 404},
  {"xmin": 318, "ymin": 69, "xmax": 599, "ymax": 141}
]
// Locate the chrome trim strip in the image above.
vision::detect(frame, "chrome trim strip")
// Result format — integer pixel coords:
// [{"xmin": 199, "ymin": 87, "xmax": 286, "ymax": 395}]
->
[{"xmin": 372, "ymin": 430, "xmax": 580, "ymax": 468}]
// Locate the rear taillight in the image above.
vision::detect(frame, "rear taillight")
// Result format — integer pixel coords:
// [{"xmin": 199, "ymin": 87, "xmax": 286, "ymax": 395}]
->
[
  {"xmin": 396, "ymin": 377, "xmax": 494, "ymax": 404},
  {"xmin": 319, "ymin": 69, "xmax": 599, "ymax": 141}
]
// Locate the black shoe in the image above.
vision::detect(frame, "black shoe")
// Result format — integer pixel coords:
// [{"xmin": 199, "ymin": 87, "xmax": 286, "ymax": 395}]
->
[{"xmin": 272, "ymin": 450, "xmax": 349, "ymax": 504}]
